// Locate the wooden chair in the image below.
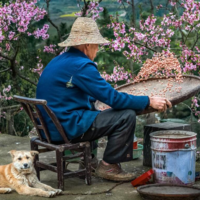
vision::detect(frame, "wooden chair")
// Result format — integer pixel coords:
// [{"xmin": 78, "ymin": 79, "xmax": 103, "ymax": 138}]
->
[{"xmin": 13, "ymin": 95, "xmax": 92, "ymax": 190}]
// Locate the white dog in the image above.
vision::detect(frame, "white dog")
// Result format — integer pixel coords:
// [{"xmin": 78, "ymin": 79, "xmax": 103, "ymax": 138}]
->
[{"xmin": 0, "ymin": 150, "xmax": 62, "ymax": 197}]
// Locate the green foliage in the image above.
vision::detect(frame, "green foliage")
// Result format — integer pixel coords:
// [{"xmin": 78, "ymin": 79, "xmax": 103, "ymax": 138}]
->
[
  {"xmin": 13, "ymin": 110, "xmax": 34, "ymax": 136},
  {"xmin": 1, "ymin": 0, "xmax": 200, "ymax": 136},
  {"xmin": 0, "ymin": 5, "xmax": 73, "ymax": 135}
]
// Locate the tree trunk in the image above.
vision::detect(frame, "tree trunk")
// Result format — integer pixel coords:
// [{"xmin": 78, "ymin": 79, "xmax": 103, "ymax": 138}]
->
[
  {"xmin": 131, "ymin": 0, "xmax": 136, "ymax": 27},
  {"xmin": 130, "ymin": 60, "xmax": 133, "ymax": 74},
  {"xmin": 6, "ymin": 110, "xmax": 15, "ymax": 135},
  {"xmin": 149, "ymin": 0, "xmax": 154, "ymax": 15}
]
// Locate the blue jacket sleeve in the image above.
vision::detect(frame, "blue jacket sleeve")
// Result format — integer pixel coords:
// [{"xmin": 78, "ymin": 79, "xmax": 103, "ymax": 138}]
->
[{"xmin": 73, "ymin": 63, "xmax": 149, "ymax": 111}]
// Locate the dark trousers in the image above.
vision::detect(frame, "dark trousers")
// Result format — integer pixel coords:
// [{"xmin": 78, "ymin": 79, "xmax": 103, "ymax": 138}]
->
[{"xmin": 71, "ymin": 109, "xmax": 136, "ymax": 163}]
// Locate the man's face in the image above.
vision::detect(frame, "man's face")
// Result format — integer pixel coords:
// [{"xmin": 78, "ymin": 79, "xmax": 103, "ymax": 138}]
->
[{"xmin": 86, "ymin": 44, "xmax": 99, "ymax": 61}]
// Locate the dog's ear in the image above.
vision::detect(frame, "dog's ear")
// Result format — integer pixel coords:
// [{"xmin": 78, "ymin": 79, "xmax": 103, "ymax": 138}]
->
[
  {"xmin": 8, "ymin": 150, "xmax": 16, "ymax": 159},
  {"xmin": 30, "ymin": 151, "xmax": 39, "ymax": 157}
]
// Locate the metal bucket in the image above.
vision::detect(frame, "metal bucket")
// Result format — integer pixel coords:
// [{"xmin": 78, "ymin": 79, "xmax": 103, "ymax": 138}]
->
[{"xmin": 150, "ymin": 130, "xmax": 197, "ymax": 185}]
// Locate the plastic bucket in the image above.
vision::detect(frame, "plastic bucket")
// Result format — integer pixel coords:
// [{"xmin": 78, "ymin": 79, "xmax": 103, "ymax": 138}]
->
[
  {"xmin": 150, "ymin": 130, "xmax": 197, "ymax": 185},
  {"xmin": 133, "ymin": 144, "xmax": 143, "ymax": 159}
]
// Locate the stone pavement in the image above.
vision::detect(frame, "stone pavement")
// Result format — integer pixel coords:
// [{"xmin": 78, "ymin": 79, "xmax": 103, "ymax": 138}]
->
[{"xmin": 1, "ymin": 134, "xmax": 200, "ymax": 200}]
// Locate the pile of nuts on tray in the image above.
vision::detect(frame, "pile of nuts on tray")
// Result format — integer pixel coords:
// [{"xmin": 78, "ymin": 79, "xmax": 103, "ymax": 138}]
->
[
  {"xmin": 134, "ymin": 52, "xmax": 183, "ymax": 83},
  {"xmin": 132, "ymin": 52, "xmax": 183, "ymax": 97},
  {"xmin": 98, "ymin": 52, "xmax": 183, "ymax": 110}
]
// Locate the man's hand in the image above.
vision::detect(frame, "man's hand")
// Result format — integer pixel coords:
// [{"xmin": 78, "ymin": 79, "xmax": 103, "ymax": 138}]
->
[{"xmin": 149, "ymin": 97, "xmax": 172, "ymax": 112}]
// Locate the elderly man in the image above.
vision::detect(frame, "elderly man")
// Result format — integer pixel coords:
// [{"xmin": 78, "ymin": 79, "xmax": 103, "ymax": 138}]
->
[{"xmin": 36, "ymin": 17, "xmax": 171, "ymax": 181}]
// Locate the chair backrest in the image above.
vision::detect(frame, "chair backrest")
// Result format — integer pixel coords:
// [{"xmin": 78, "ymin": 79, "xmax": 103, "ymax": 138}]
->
[{"xmin": 13, "ymin": 95, "xmax": 70, "ymax": 144}]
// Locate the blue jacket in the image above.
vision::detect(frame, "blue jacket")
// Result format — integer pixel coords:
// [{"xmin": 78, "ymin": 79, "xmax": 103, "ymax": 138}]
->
[{"xmin": 36, "ymin": 47, "xmax": 149, "ymax": 142}]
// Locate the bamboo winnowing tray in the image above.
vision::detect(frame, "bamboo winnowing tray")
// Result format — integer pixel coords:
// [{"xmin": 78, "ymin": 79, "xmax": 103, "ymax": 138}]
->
[{"xmin": 95, "ymin": 75, "xmax": 200, "ymax": 115}]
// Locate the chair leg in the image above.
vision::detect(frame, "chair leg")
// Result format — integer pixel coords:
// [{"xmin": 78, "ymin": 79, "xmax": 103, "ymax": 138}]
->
[
  {"xmin": 56, "ymin": 150, "xmax": 64, "ymax": 190},
  {"xmin": 30, "ymin": 139, "xmax": 40, "ymax": 180},
  {"xmin": 84, "ymin": 142, "xmax": 92, "ymax": 185}
]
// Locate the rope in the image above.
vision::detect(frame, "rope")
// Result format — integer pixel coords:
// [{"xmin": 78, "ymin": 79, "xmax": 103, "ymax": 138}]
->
[{"xmin": 62, "ymin": 182, "xmax": 124, "ymax": 196}]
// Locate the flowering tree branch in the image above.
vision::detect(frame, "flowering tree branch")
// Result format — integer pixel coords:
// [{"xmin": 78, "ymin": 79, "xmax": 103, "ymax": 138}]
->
[
  {"xmin": 0, "ymin": 0, "xmax": 50, "ymax": 88},
  {"xmin": 178, "ymin": 27, "xmax": 186, "ymax": 43},
  {"xmin": 134, "ymin": 41, "xmax": 157, "ymax": 53},
  {"xmin": 9, "ymin": 43, "xmax": 20, "ymax": 78},
  {"xmin": 0, "ymin": 68, "xmax": 10, "ymax": 73},
  {"xmin": 76, "ymin": 0, "xmax": 104, "ymax": 20},
  {"xmin": 17, "ymin": 73, "xmax": 37, "ymax": 86},
  {"xmin": 184, "ymin": 26, "xmax": 195, "ymax": 44},
  {"xmin": 0, "ymin": 53, "xmax": 12, "ymax": 61},
  {"xmin": 191, "ymin": 32, "xmax": 199, "ymax": 51},
  {"xmin": 82, "ymin": 0, "xmax": 90, "ymax": 17}
]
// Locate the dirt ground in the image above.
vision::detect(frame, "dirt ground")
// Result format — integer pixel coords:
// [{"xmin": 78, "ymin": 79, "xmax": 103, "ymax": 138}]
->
[{"xmin": 0, "ymin": 134, "xmax": 200, "ymax": 200}]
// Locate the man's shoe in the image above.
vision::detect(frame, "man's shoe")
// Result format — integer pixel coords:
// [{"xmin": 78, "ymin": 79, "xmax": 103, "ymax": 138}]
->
[{"xmin": 95, "ymin": 160, "xmax": 136, "ymax": 181}]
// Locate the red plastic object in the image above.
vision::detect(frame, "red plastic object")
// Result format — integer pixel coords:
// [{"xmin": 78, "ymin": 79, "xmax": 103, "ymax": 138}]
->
[
  {"xmin": 131, "ymin": 169, "xmax": 154, "ymax": 187},
  {"xmin": 133, "ymin": 141, "xmax": 138, "ymax": 149}
]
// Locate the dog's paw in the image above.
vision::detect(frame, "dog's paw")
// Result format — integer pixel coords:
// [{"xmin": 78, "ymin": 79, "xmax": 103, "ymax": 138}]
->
[
  {"xmin": 55, "ymin": 189, "xmax": 62, "ymax": 195},
  {"xmin": 4, "ymin": 188, "xmax": 12, "ymax": 194},
  {"xmin": 47, "ymin": 191, "xmax": 56, "ymax": 197}
]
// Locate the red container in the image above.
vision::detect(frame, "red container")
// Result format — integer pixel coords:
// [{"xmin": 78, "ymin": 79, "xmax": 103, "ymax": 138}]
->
[
  {"xmin": 133, "ymin": 141, "xmax": 138, "ymax": 149},
  {"xmin": 131, "ymin": 169, "xmax": 154, "ymax": 187}
]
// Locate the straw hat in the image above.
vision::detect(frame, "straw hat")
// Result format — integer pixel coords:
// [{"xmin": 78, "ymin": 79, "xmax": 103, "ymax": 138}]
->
[{"xmin": 58, "ymin": 17, "xmax": 110, "ymax": 47}]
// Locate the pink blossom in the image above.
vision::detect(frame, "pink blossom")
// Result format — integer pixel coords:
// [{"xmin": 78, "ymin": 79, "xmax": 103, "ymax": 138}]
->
[
  {"xmin": 6, "ymin": 43, "xmax": 10, "ymax": 51},
  {"xmin": 32, "ymin": 57, "xmax": 44, "ymax": 76},
  {"xmin": 101, "ymin": 65, "xmax": 132, "ymax": 84},
  {"xmin": 75, "ymin": 12, "xmax": 82, "ymax": 17},
  {"xmin": 134, "ymin": 32, "xmax": 146, "ymax": 40},
  {"xmin": 43, "ymin": 44, "xmax": 57, "ymax": 54},
  {"xmin": 156, "ymin": 4, "xmax": 163, "ymax": 9},
  {"xmin": 170, "ymin": 1, "xmax": 176, "ymax": 6},
  {"xmin": 1, "ymin": 85, "xmax": 12, "ymax": 101},
  {"xmin": 0, "ymin": 0, "xmax": 48, "ymax": 43},
  {"xmin": 8, "ymin": 31, "xmax": 15, "ymax": 40}
]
